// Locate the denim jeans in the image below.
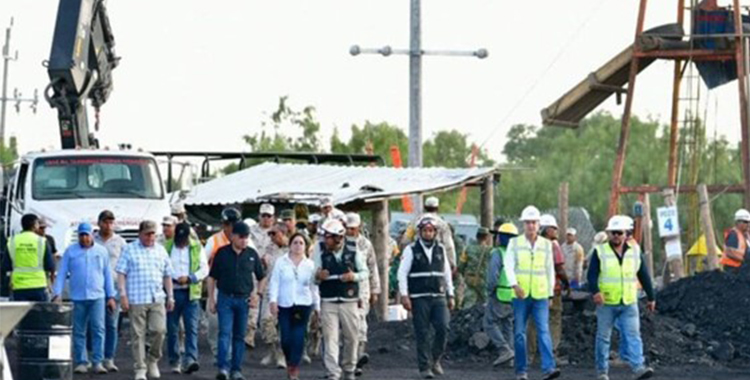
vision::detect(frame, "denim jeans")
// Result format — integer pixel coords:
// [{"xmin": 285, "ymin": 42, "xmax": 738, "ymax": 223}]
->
[
  {"xmin": 11, "ymin": 288, "xmax": 48, "ymax": 301},
  {"xmin": 104, "ymin": 300, "xmax": 120, "ymax": 360},
  {"xmin": 167, "ymin": 289, "xmax": 200, "ymax": 366},
  {"xmin": 483, "ymin": 296, "xmax": 513, "ymax": 355},
  {"xmin": 512, "ymin": 298, "xmax": 556, "ymax": 375},
  {"xmin": 595, "ymin": 303, "xmax": 645, "ymax": 375},
  {"xmin": 217, "ymin": 291, "xmax": 249, "ymax": 373},
  {"xmin": 278, "ymin": 306, "xmax": 312, "ymax": 367},
  {"xmin": 73, "ymin": 298, "xmax": 106, "ymax": 366},
  {"xmin": 411, "ymin": 297, "xmax": 450, "ymax": 372}
]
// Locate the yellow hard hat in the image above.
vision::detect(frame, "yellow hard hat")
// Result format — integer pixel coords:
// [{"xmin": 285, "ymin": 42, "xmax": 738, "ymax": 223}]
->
[{"xmin": 497, "ymin": 223, "xmax": 519, "ymax": 236}]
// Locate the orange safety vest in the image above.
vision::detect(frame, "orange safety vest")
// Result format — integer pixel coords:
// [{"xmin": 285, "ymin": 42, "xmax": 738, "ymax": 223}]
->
[
  {"xmin": 208, "ymin": 232, "xmax": 230, "ymax": 267},
  {"xmin": 720, "ymin": 228, "xmax": 746, "ymax": 268}
]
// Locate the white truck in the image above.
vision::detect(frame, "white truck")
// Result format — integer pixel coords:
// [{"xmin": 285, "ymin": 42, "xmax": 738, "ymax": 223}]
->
[{"xmin": 3, "ymin": 149, "xmax": 171, "ymax": 249}]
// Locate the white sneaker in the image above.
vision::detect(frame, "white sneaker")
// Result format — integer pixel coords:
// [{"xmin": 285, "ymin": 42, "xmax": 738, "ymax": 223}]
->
[
  {"xmin": 147, "ymin": 362, "xmax": 161, "ymax": 379},
  {"xmin": 134, "ymin": 369, "xmax": 147, "ymax": 380},
  {"xmin": 74, "ymin": 364, "xmax": 89, "ymax": 374},
  {"xmin": 104, "ymin": 359, "xmax": 119, "ymax": 372},
  {"xmin": 171, "ymin": 363, "xmax": 182, "ymax": 374},
  {"xmin": 93, "ymin": 363, "xmax": 108, "ymax": 374}
]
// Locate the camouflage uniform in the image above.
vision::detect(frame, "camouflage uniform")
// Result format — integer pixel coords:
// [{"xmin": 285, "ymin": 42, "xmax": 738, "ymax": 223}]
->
[
  {"xmin": 458, "ymin": 243, "xmax": 493, "ymax": 309},
  {"xmin": 351, "ymin": 235, "xmax": 381, "ymax": 364},
  {"xmin": 261, "ymin": 244, "xmax": 288, "ymax": 345},
  {"xmin": 246, "ymin": 224, "xmax": 273, "ymax": 347}
]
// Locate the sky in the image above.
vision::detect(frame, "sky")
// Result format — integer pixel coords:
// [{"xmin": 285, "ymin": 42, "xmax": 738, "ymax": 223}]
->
[{"xmin": 0, "ymin": 0, "xmax": 745, "ymax": 163}]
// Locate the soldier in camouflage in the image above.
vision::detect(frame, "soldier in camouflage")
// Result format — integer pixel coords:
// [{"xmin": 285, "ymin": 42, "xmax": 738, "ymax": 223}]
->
[
  {"xmin": 246, "ymin": 203, "xmax": 277, "ymax": 349},
  {"xmin": 259, "ymin": 223, "xmax": 290, "ymax": 369},
  {"xmin": 458, "ymin": 228, "xmax": 493, "ymax": 309}
]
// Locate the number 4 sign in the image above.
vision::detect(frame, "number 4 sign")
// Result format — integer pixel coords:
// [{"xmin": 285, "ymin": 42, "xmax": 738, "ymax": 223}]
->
[{"xmin": 657, "ymin": 206, "xmax": 680, "ymax": 238}]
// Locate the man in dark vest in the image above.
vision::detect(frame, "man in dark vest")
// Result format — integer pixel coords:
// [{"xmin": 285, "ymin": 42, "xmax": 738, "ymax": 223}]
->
[
  {"xmin": 314, "ymin": 219, "xmax": 369, "ymax": 380},
  {"xmin": 398, "ymin": 216, "xmax": 455, "ymax": 379}
]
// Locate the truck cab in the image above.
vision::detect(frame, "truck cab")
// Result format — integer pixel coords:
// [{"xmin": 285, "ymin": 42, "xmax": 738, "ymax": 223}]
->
[{"xmin": 4, "ymin": 149, "xmax": 171, "ymax": 250}]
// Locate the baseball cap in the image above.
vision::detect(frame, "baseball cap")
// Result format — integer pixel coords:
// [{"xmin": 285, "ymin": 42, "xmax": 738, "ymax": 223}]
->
[
  {"xmin": 175, "ymin": 222, "xmax": 191, "ymax": 243},
  {"xmin": 320, "ymin": 197, "xmax": 334, "ymax": 207},
  {"xmin": 280, "ymin": 209, "xmax": 295, "ymax": 220},
  {"xmin": 162, "ymin": 216, "xmax": 178, "ymax": 226},
  {"xmin": 260, "ymin": 203, "xmax": 275, "ymax": 216},
  {"xmin": 233, "ymin": 222, "xmax": 251, "ymax": 236},
  {"xmin": 139, "ymin": 220, "xmax": 158, "ymax": 233},
  {"xmin": 98, "ymin": 210, "xmax": 115, "ymax": 223},
  {"xmin": 566, "ymin": 228, "xmax": 577, "ymax": 236},
  {"xmin": 425, "ymin": 196, "xmax": 440, "ymax": 208},
  {"xmin": 77, "ymin": 222, "xmax": 93, "ymax": 235},
  {"xmin": 345, "ymin": 213, "xmax": 361, "ymax": 228}
]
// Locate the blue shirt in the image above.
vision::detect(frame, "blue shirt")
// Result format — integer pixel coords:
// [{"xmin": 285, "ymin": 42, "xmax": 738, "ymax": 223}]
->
[
  {"xmin": 115, "ymin": 240, "xmax": 173, "ymax": 305},
  {"xmin": 53, "ymin": 243, "xmax": 115, "ymax": 301}
]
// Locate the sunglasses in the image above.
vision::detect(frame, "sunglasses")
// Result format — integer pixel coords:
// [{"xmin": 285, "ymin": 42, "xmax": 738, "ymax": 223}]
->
[
  {"xmin": 261, "ymin": 214, "xmax": 274, "ymax": 218},
  {"xmin": 610, "ymin": 231, "xmax": 625, "ymax": 236},
  {"xmin": 268, "ymin": 231, "xmax": 278, "ymax": 237},
  {"xmin": 739, "ymin": 220, "xmax": 750, "ymax": 224}
]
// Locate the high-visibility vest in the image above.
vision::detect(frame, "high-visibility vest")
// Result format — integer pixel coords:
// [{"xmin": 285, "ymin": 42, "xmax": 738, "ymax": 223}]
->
[
  {"xmin": 207, "ymin": 232, "xmax": 230, "ymax": 267},
  {"xmin": 9, "ymin": 231, "xmax": 47, "ymax": 290},
  {"xmin": 165, "ymin": 239, "xmax": 203, "ymax": 301},
  {"xmin": 493, "ymin": 247, "xmax": 513, "ymax": 303},
  {"xmin": 511, "ymin": 235, "xmax": 551, "ymax": 300},
  {"xmin": 720, "ymin": 228, "xmax": 745, "ymax": 268},
  {"xmin": 597, "ymin": 243, "xmax": 640, "ymax": 306}
]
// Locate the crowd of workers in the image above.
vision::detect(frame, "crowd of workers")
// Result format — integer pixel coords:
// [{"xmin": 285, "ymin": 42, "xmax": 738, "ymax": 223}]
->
[{"xmin": 4, "ymin": 195, "xmax": 749, "ymax": 380}]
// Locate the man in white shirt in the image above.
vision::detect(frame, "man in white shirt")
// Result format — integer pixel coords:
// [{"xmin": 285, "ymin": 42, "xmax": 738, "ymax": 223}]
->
[
  {"xmin": 165, "ymin": 223, "xmax": 208, "ymax": 374},
  {"xmin": 398, "ymin": 216, "xmax": 454, "ymax": 379}
]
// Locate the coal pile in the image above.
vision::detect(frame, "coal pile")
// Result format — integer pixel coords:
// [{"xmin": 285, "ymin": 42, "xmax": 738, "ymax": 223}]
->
[{"xmin": 658, "ymin": 268, "xmax": 750, "ymax": 365}]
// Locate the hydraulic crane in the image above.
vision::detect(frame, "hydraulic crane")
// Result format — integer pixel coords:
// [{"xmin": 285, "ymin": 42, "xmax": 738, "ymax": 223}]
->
[{"xmin": 45, "ymin": 0, "xmax": 119, "ymax": 149}]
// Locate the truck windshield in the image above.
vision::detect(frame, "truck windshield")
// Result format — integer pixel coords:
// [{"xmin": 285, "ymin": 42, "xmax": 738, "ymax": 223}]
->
[{"xmin": 32, "ymin": 155, "xmax": 164, "ymax": 200}]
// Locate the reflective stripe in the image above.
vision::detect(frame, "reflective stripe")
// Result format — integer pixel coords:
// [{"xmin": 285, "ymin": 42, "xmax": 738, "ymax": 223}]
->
[
  {"xmin": 408, "ymin": 272, "xmax": 444, "ymax": 278},
  {"xmin": 516, "ymin": 270, "xmax": 547, "ymax": 276},
  {"xmin": 324, "ymin": 275, "xmax": 342, "ymax": 281},
  {"xmin": 597, "ymin": 243, "xmax": 640, "ymax": 305},
  {"xmin": 321, "ymin": 297, "xmax": 358, "ymax": 302},
  {"xmin": 410, "ymin": 293, "xmax": 445, "ymax": 298}
]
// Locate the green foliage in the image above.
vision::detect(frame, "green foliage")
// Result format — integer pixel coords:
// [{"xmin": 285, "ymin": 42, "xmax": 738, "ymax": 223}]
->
[
  {"xmin": 330, "ymin": 121, "xmax": 408, "ymax": 166},
  {"xmin": 243, "ymin": 96, "xmax": 321, "ymax": 153},
  {"xmin": 0, "ymin": 137, "xmax": 19, "ymax": 168}
]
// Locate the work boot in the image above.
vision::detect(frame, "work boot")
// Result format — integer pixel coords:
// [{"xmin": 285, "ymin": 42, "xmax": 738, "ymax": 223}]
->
[
  {"xmin": 93, "ymin": 363, "xmax": 108, "ymax": 374},
  {"xmin": 183, "ymin": 361, "xmax": 200, "ymax": 374},
  {"xmin": 432, "ymin": 361, "xmax": 444, "ymax": 376},
  {"xmin": 542, "ymin": 369, "xmax": 561, "ymax": 380},
  {"xmin": 104, "ymin": 359, "xmax": 119, "ymax": 372},
  {"xmin": 275, "ymin": 345, "xmax": 287, "ymax": 369},
  {"xmin": 492, "ymin": 350, "xmax": 514, "ymax": 367},
  {"xmin": 147, "ymin": 362, "xmax": 161, "ymax": 379},
  {"xmin": 633, "ymin": 367, "xmax": 654, "ymax": 380},
  {"xmin": 420, "ymin": 369, "xmax": 435, "ymax": 379},
  {"xmin": 356, "ymin": 341, "xmax": 369, "ymax": 369},
  {"xmin": 216, "ymin": 370, "xmax": 229, "ymax": 380},
  {"xmin": 134, "ymin": 369, "xmax": 147, "ymax": 380}
]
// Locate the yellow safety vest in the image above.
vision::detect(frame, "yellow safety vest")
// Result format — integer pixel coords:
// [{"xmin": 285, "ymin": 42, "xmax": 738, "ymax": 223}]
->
[
  {"xmin": 8, "ymin": 231, "xmax": 47, "ymax": 290},
  {"xmin": 597, "ymin": 243, "xmax": 640, "ymax": 305},
  {"xmin": 165, "ymin": 239, "xmax": 204, "ymax": 301},
  {"xmin": 512, "ymin": 235, "xmax": 551, "ymax": 300}
]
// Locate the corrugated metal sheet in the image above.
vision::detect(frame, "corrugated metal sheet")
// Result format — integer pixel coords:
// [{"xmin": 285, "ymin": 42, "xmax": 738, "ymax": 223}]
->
[{"xmin": 182, "ymin": 162, "xmax": 496, "ymax": 206}]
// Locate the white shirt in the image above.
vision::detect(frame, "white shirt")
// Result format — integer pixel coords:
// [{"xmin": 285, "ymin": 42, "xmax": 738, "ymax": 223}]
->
[
  {"xmin": 269, "ymin": 253, "xmax": 320, "ymax": 310},
  {"xmin": 397, "ymin": 240, "xmax": 454, "ymax": 297},
  {"xmin": 170, "ymin": 244, "xmax": 209, "ymax": 289}
]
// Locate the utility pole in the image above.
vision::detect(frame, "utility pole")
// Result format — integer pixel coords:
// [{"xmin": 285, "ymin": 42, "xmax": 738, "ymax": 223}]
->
[
  {"xmin": 350, "ymin": 0, "xmax": 488, "ymax": 212},
  {"xmin": 1, "ymin": 18, "xmax": 38, "ymax": 147}
]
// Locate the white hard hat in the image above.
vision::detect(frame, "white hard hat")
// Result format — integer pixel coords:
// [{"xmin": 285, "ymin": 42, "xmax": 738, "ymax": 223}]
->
[
  {"xmin": 566, "ymin": 228, "xmax": 577, "ymax": 236},
  {"xmin": 259, "ymin": 203, "xmax": 275, "ymax": 216},
  {"xmin": 161, "ymin": 216, "xmax": 177, "ymax": 226},
  {"xmin": 519, "ymin": 206, "xmax": 541, "ymax": 222},
  {"xmin": 417, "ymin": 215, "xmax": 438, "ymax": 230},
  {"xmin": 321, "ymin": 219, "xmax": 345, "ymax": 236},
  {"xmin": 243, "ymin": 218, "xmax": 257, "ymax": 228},
  {"xmin": 425, "ymin": 196, "xmax": 440, "ymax": 208},
  {"xmin": 606, "ymin": 215, "xmax": 629, "ymax": 232},
  {"xmin": 735, "ymin": 209, "xmax": 750, "ymax": 222},
  {"xmin": 309, "ymin": 213, "xmax": 322, "ymax": 224},
  {"xmin": 622, "ymin": 215, "xmax": 635, "ymax": 230},
  {"xmin": 540, "ymin": 214, "xmax": 558, "ymax": 229},
  {"xmin": 320, "ymin": 197, "xmax": 334, "ymax": 207},
  {"xmin": 171, "ymin": 203, "xmax": 186, "ymax": 215},
  {"xmin": 345, "ymin": 212, "xmax": 361, "ymax": 228}
]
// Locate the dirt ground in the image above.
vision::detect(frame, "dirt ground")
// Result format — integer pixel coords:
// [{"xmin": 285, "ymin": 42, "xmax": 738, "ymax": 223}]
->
[{"xmin": 7, "ymin": 333, "xmax": 750, "ymax": 380}]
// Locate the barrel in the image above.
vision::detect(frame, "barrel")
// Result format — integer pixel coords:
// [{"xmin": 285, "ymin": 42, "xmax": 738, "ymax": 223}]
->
[{"xmin": 15, "ymin": 303, "xmax": 73, "ymax": 380}]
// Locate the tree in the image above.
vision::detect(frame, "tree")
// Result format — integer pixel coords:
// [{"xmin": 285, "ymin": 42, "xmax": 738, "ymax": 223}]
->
[
  {"xmin": 243, "ymin": 96, "xmax": 322, "ymax": 153},
  {"xmin": 330, "ymin": 121, "xmax": 408, "ymax": 166}
]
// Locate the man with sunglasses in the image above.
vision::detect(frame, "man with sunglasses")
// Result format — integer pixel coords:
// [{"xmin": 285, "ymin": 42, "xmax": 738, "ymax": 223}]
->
[
  {"xmin": 116, "ymin": 220, "xmax": 175, "ymax": 380},
  {"xmin": 246, "ymin": 203, "xmax": 275, "ymax": 348},
  {"xmin": 720, "ymin": 209, "xmax": 750, "ymax": 272},
  {"xmin": 503, "ymin": 206, "xmax": 560, "ymax": 380},
  {"xmin": 315, "ymin": 219, "xmax": 369, "ymax": 380},
  {"xmin": 587, "ymin": 215, "xmax": 655, "ymax": 380},
  {"xmin": 259, "ymin": 223, "xmax": 290, "ymax": 368}
]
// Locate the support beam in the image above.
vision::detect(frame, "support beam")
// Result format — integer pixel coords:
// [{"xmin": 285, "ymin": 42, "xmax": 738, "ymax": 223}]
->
[
  {"xmin": 643, "ymin": 193, "xmax": 654, "ymax": 281},
  {"xmin": 662, "ymin": 188, "xmax": 684, "ymax": 284},
  {"xmin": 697, "ymin": 184, "xmax": 720, "ymax": 271},
  {"xmin": 734, "ymin": 0, "xmax": 750, "ymax": 209},
  {"xmin": 370, "ymin": 200, "xmax": 390, "ymax": 320},
  {"xmin": 619, "ymin": 184, "xmax": 745, "ymax": 194},
  {"xmin": 668, "ymin": 59, "xmax": 683, "ymax": 187},
  {"xmin": 558, "ymin": 182, "xmax": 569, "ymax": 237},
  {"xmin": 480, "ymin": 176, "xmax": 494, "ymax": 229},
  {"xmin": 608, "ymin": 0, "xmax": 649, "ymax": 218}
]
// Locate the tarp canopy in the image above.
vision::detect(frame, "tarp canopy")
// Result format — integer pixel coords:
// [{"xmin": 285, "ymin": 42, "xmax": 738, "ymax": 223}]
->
[{"xmin": 181, "ymin": 162, "xmax": 497, "ymax": 207}]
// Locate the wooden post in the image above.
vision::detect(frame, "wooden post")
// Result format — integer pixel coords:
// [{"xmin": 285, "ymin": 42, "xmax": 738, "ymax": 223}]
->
[
  {"xmin": 697, "ymin": 184, "xmax": 720, "ymax": 270},
  {"xmin": 480, "ymin": 176, "xmax": 494, "ymax": 229},
  {"xmin": 370, "ymin": 200, "xmax": 390, "ymax": 320},
  {"xmin": 662, "ymin": 188, "xmax": 684, "ymax": 284},
  {"xmin": 643, "ymin": 193, "xmax": 654, "ymax": 280},
  {"xmin": 558, "ymin": 182, "xmax": 569, "ymax": 235}
]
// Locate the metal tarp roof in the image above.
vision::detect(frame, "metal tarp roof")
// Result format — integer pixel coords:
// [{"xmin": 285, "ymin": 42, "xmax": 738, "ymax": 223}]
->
[{"xmin": 182, "ymin": 162, "xmax": 496, "ymax": 206}]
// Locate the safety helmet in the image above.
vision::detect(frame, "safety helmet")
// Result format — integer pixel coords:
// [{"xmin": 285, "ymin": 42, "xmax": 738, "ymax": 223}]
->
[
  {"xmin": 622, "ymin": 215, "xmax": 635, "ymax": 230},
  {"xmin": 735, "ymin": 209, "xmax": 750, "ymax": 222},
  {"xmin": 539, "ymin": 214, "xmax": 558, "ymax": 229},
  {"xmin": 606, "ymin": 215, "xmax": 629, "ymax": 232},
  {"xmin": 417, "ymin": 216, "xmax": 438, "ymax": 230},
  {"xmin": 221, "ymin": 207, "xmax": 242, "ymax": 224},
  {"xmin": 345, "ymin": 213, "xmax": 362, "ymax": 228},
  {"xmin": 497, "ymin": 223, "xmax": 519, "ymax": 236},
  {"xmin": 321, "ymin": 219, "xmax": 345, "ymax": 236},
  {"xmin": 425, "ymin": 196, "xmax": 440, "ymax": 208},
  {"xmin": 519, "ymin": 206, "xmax": 541, "ymax": 222}
]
